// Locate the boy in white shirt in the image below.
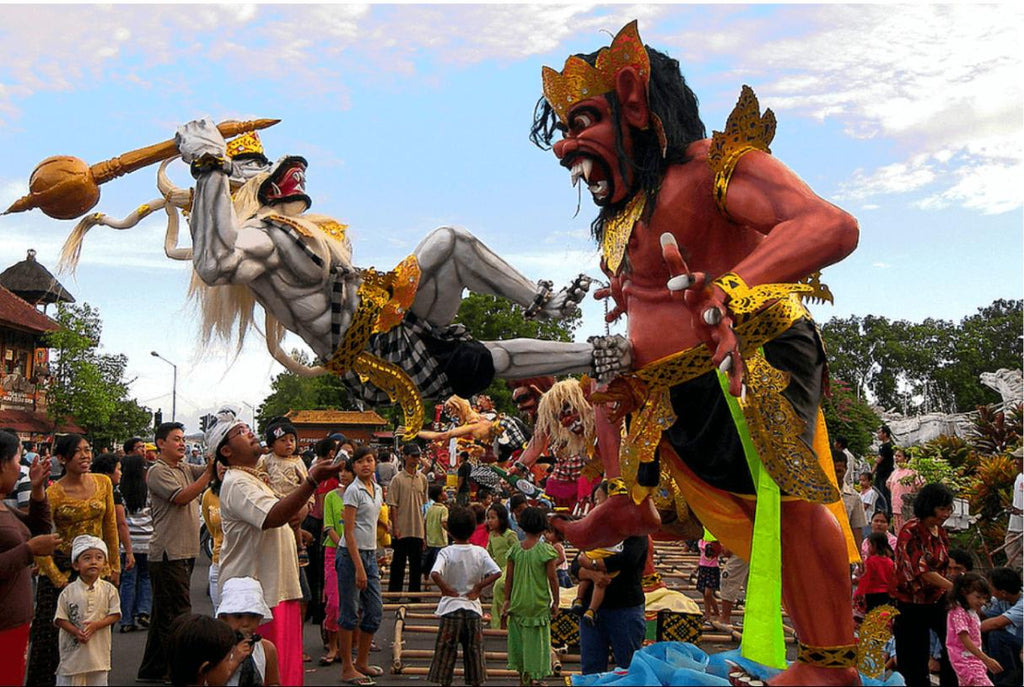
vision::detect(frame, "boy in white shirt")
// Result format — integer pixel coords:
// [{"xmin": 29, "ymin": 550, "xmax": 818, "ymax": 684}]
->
[
  {"xmin": 428, "ymin": 506, "xmax": 502, "ymax": 686},
  {"xmin": 54, "ymin": 535, "xmax": 122, "ymax": 686}
]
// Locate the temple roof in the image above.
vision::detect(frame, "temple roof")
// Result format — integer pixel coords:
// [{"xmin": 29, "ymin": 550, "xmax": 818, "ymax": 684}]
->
[
  {"xmin": 0, "ymin": 249, "xmax": 75, "ymax": 306},
  {"xmin": 0, "ymin": 284, "xmax": 59, "ymax": 334},
  {"xmin": 286, "ymin": 409, "xmax": 389, "ymax": 426}
]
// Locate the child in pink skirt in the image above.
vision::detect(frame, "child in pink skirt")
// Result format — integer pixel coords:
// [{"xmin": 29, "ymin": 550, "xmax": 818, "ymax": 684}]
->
[{"xmin": 946, "ymin": 572, "xmax": 1004, "ymax": 685}]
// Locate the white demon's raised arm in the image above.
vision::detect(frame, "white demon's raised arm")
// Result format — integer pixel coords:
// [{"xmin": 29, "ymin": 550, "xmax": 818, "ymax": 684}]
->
[{"xmin": 176, "ymin": 118, "xmax": 276, "ymax": 286}]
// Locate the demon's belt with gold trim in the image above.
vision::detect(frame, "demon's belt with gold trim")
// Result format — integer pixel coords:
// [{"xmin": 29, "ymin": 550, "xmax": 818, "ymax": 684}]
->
[{"xmin": 617, "ymin": 294, "xmax": 838, "ymax": 505}]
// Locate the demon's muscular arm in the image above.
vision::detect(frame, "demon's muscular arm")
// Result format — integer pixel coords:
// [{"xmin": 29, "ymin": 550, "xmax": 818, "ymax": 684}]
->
[
  {"xmin": 721, "ymin": 150, "xmax": 859, "ymax": 286},
  {"xmin": 664, "ymin": 148, "xmax": 858, "ymax": 394}
]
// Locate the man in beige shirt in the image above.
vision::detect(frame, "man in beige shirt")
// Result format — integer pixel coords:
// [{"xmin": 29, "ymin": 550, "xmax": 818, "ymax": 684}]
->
[
  {"xmin": 138, "ymin": 422, "xmax": 213, "ymax": 682},
  {"xmin": 387, "ymin": 443, "xmax": 429, "ymax": 596},
  {"xmin": 206, "ymin": 407, "xmax": 342, "ymax": 686}
]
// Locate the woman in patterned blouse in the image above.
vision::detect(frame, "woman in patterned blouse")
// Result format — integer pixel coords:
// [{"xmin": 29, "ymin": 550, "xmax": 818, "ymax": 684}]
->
[
  {"xmin": 891, "ymin": 482, "xmax": 957, "ymax": 687},
  {"xmin": 25, "ymin": 433, "xmax": 120, "ymax": 687}
]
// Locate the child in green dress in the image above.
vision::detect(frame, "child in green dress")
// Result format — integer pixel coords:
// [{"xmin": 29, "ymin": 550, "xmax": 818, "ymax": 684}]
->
[
  {"xmin": 485, "ymin": 503, "xmax": 520, "ymax": 629},
  {"xmin": 501, "ymin": 507, "xmax": 558, "ymax": 686}
]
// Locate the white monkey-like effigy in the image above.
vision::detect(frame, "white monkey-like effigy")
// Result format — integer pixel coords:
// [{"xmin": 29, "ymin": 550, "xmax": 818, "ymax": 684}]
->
[{"xmin": 63, "ymin": 118, "xmax": 631, "ymax": 436}]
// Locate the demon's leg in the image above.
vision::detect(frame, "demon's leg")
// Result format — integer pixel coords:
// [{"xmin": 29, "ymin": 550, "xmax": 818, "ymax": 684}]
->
[{"xmin": 411, "ymin": 225, "xmax": 587, "ymax": 325}]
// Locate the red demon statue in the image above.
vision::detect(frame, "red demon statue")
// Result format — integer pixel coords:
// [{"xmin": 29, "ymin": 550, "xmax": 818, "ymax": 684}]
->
[{"xmin": 532, "ymin": 21, "xmax": 861, "ymax": 685}]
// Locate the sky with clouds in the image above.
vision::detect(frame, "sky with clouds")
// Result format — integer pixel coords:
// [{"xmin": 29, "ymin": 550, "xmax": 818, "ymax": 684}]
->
[{"xmin": 0, "ymin": 3, "xmax": 1020, "ymax": 434}]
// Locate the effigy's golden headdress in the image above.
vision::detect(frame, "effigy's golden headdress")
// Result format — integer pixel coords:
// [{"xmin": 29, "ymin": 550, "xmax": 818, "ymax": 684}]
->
[
  {"xmin": 226, "ymin": 131, "xmax": 266, "ymax": 160},
  {"xmin": 541, "ymin": 20, "xmax": 650, "ymax": 125}
]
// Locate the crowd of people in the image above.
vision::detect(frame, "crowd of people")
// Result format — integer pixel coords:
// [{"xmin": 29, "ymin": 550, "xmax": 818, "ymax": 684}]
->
[{"xmin": 2, "ymin": 409, "xmax": 1021, "ymax": 686}]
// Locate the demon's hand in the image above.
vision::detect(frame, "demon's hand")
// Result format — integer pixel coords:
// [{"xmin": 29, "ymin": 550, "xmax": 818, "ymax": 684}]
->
[
  {"xmin": 176, "ymin": 118, "xmax": 229, "ymax": 174},
  {"xmin": 589, "ymin": 334, "xmax": 632, "ymax": 383},
  {"xmin": 659, "ymin": 233, "xmax": 745, "ymax": 396},
  {"xmin": 533, "ymin": 274, "xmax": 593, "ymax": 320},
  {"xmin": 593, "ymin": 278, "xmax": 626, "ymax": 323}
]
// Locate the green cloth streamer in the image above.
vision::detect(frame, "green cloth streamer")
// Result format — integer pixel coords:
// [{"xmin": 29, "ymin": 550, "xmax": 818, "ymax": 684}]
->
[{"xmin": 717, "ymin": 369, "xmax": 787, "ymax": 669}]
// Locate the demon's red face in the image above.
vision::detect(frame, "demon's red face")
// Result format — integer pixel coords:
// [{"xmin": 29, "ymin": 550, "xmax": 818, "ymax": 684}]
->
[
  {"xmin": 512, "ymin": 386, "xmax": 541, "ymax": 420},
  {"xmin": 552, "ymin": 95, "xmax": 635, "ymax": 207}
]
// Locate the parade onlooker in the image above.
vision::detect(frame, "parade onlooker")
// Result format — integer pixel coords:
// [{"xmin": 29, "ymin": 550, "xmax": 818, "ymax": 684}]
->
[
  {"xmin": 697, "ymin": 534, "xmax": 722, "ymax": 622},
  {"xmin": 486, "ymin": 502, "xmax": 520, "ymax": 629},
  {"xmin": 201, "ymin": 463, "xmax": 228, "ymax": 614},
  {"xmin": 166, "ymin": 614, "xmax": 248, "ymax": 687},
  {"xmin": 856, "ymin": 531, "xmax": 895, "ymax": 612},
  {"xmin": 508, "ymin": 493, "xmax": 528, "ymax": 542},
  {"xmin": 138, "ymin": 422, "xmax": 213, "ymax": 683},
  {"xmin": 833, "ymin": 452, "xmax": 866, "ymax": 549},
  {"xmin": 981, "ymin": 567, "xmax": 1023, "ymax": 684},
  {"xmin": 28, "ymin": 433, "xmax": 120, "ymax": 687},
  {"xmin": 891, "ymin": 482, "xmax": 958, "ymax": 687},
  {"xmin": 306, "ymin": 437, "xmax": 341, "ymax": 630},
  {"xmin": 859, "ymin": 471, "xmax": 889, "ymax": 522},
  {"xmin": 456, "ymin": 451, "xmax": 473, "ymax": 506},
  {"xmin": 375, "ymin": 450, "xmax": 399, "ymax": 490},
  {"xmin": 322, "ymin": 453, "xmax": 355, "ymax": 665},
  {"xmin": 119, "ymin": 453, "xmax": 154, "ymax": 632},
  {"xmin": 718, "ymin": 551, "xmax": 749, "ymax": 625},
  {"xmin": 469, "ymin": 502, "xmax": 489, "ymax": 547},
  {"xmin": 947, "ymin": 572, "xmax": 1002, "ymax": 686},
  {"xmin": 388, "ymin": 443, "xmax": 429, "ymax": 596},
  {"xmin": 338, "ymin": 446, "xmax": 385, "ymax": 685},
  {"xmin": 428, "ymin": 506, "xmax": 502, "ymax": 687},
  {"xmin": 502, "ymin": 506, "xmax": 558, "ymax": 686},
  {"xmin": 54, "ymin": 535, "xmax": 121, "ymax": 687},
  {"xmin": 570, "ymin": 482, "xmax": 648, "ymax": 675},
  {"xmin": 209, "ymin": 411, "xmax": 342, "ymax": 687},
  {"xmin": 887, "ymin": 448, "xmax": 923, "ymax": 533},
  {"xmin": 423, "ymin": 483, "xmax": 449, "ymax": 582},
  {"xmin": 861, "ymin": 511, "xmax": 898, "ymax": 559},
  {"xmin": 0, "ymin": 430, "xmax": 57, "ymax": 686},
  {"xmin": 91, "ymin": 453, "xmax": 135, "ymax": 576},
  {"xmin": 261, "ymin": 416, "xmax": 311, "ymax": 566},
  {"xmin": 833, "ymin": 436, "xmax": 865, "ymax": 488},
  {"xmin": 874, "ymin": 425, "xmax": 896, "ymax": 514},
  {"xmin": 217, "ymin": 577, "xmax": 281, "ymax": 686}
]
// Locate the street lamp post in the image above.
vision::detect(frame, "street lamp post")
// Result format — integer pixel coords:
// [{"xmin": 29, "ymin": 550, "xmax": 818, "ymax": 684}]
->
[{"xmin": 151, "ymin": 351, "xmax": 177, "ymax": 423}]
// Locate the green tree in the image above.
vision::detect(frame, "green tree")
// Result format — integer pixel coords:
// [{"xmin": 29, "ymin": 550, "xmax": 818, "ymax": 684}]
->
[
  {"xmin": 821, "ymin": 378, "xmax": 881, "ymax": 457},
  {"xmin": 44, "ymin": 303, "xmax": 152, "ymax": 450},
  {"xmin": 452, "ymin": 293, "xmax": 580, "ymax": 414},
  {"xmin": 256, "ymin": 293, "xmax": 582, "ymax": 426},
  {"xmin": 820, "ymin": 299, "xmax": 1022, "ymax": 414},
  {"xmin": 255, "ymin": 350, "xmax": 349, "ymax": 431}
]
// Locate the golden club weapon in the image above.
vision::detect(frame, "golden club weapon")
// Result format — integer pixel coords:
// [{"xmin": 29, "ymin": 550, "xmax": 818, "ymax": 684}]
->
[{"xmin": 3, "ymin": 118, "xmax": 279, "ymax": 220}]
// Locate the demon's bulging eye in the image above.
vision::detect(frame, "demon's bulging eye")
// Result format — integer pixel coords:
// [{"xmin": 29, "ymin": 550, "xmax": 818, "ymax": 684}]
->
[{"xmin": 572, "ymin": 113, "xmax": 593, "ymax": 130}]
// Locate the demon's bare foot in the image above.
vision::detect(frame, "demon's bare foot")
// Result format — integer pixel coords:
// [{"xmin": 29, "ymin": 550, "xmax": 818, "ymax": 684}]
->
[
  {"xmin": 529, "ymin": 274, "xmax": 592, "ymax": 320},
  {"xmin": 767, "ymin": 664, "xmax": 860, "ymax": 686},
  {"xmin": 589, "ymin": 334, "xmax": 631, "ymax": 383}
]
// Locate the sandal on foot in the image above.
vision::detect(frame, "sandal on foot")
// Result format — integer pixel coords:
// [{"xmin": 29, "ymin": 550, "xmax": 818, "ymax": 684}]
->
[
  {"xmin": 342, "ymin": 678, "xmax": 376, "ymax": 686},
  {"xmin": 355, "ymin": 665, "xmax": 384, "ymax": 677}
]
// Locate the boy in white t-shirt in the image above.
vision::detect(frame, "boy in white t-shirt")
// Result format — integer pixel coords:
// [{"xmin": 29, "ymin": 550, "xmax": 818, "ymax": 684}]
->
[
  {"xmin": 54, "ymin": 535, "xmax": 122, "ymax": 686},
  {"xmin": 428, "ymin": 506, "xmax": 502, "ymax": 686}
]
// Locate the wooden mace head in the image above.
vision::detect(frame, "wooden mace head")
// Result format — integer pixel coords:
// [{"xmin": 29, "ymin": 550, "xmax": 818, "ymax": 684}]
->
[{"xmin": 5, "ymin": 156, "xmax": 100, "ymax": 220}]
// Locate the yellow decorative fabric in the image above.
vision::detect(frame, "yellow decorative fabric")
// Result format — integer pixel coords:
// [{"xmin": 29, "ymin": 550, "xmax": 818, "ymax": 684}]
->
[
  {"xmin": 35, "ymin": 474, "xmax": 120, "ymax": 586},
  {"xmin": 738, "ymin": 353, "xmax": 839, "ymax": 504},
  {"xmin": 857, "ymin": 605, "xmax": 899, "ymax": 679},
  {"xmin": 707, "ymin": 85, "xmax": 776, "ymax": 221},
  {"xmin": 797, "ymin": 642, "xmax": 859, "ymax": 668},
  {"xmin": 601, "ymin": 192, "xmax": 646, "ymax": 276},
  {"xmin": 324, "ymin": 258, "xmax": 424, "ymax": 439},
  {"xmin": 713, "ymin": 272, "xmax": 812, "ymax": 315}
]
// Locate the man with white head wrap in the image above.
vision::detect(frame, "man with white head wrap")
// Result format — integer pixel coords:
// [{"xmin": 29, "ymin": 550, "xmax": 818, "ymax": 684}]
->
[{"xmin": 207, "ymin": 408, "xmax": 343, "ymax": 686}]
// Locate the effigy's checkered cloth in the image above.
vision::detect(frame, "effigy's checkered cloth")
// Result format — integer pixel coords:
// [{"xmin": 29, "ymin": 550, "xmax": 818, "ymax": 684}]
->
[
  {"xmin": 338, "ymin": 311, "xmax": 467, "ymax": 406},
  {"xmin": 495, "ymin": 415, "xmax": 531, "ymax": 459}
]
